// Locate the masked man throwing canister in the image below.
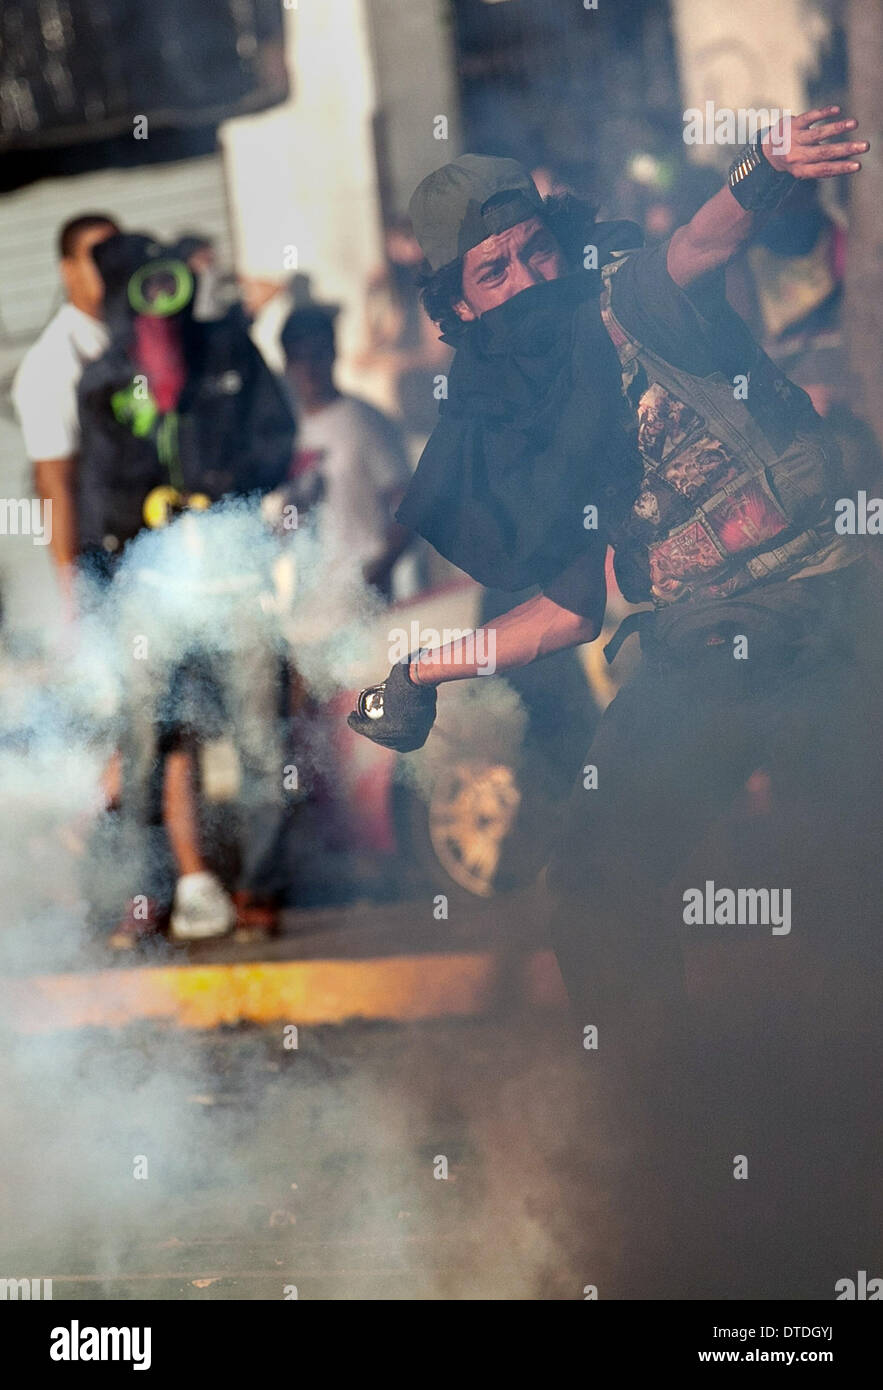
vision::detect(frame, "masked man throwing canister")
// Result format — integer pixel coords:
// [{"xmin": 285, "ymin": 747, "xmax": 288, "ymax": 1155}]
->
[{"xmin": 348, "ymin": 114, "xmax": 877, "ymax": 1294}]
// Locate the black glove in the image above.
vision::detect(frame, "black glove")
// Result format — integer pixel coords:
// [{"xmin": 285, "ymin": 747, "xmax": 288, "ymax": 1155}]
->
[{"xmin": 347, "ymin": 660, "xmax": 437, "ymax": 752}]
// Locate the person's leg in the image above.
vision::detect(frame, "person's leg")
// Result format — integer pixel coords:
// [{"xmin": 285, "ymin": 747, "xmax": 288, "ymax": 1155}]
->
[
  {"xmin": 162, "ymin": 670, "xmax": 236, "ymax": 943},
  {"xmin": 162, "ymin": 744, "xmax": 206, "ymax": 877},
  {"xmin": 111, "ymin": 615, "xmax": 173, "ymax": 947},
  {"xmin": 218, "ymin": 605, "xmax": 291, "ymax": 920},
  {"xmin": 551, "ymin": 605, "xmax": 881, "ymax": 1296},
  {"xmin": 547, "ymin": 652, "xmax": 759, "ymax": 1072},
  {"xmin": 113, "ymin": 593, "xmax": 234, "ymax": 943},
  {"xmin": 737, "ymin": 623, "xmax": 883, "ymax": 1294},
  {"xmin": 545, "ymin": 649, "xmax": 764, "ymax": 1295},
  {"xmin": 100, "ymin": 749, "xmax": 122, "ymax": 812}
]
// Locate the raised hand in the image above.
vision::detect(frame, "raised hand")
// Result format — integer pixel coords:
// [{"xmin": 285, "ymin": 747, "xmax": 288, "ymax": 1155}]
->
[{"xmin": 762, "ymin": 106, "xmax": 868, "ymax": 179}]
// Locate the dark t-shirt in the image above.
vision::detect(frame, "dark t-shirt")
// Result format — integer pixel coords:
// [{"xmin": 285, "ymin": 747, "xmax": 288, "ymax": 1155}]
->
[
  {"xmin": 542, "ymin": 242, "xmax": 725, "ymax": 618},
  {"xmin": 606, "ymin": 239, "xmax": 756, "ymax": 382}
]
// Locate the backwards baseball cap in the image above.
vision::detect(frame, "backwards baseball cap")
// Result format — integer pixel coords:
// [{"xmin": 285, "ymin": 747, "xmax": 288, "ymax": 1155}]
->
[{"xmin": 408, "ymin": 154, "xmax": 543, "ymax": 271}]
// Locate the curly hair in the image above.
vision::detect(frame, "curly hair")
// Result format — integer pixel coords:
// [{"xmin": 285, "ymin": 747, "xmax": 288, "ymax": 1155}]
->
[{"xmin": 418, "ymin": 193, "xmax": 599, "ymax": 340}]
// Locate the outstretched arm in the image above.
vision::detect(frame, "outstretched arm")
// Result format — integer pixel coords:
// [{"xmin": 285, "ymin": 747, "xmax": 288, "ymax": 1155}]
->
[
  {"xmin": 408, "ymin": 546, "xmax": 607, "ymax": 688},
  {"xmin": 666, "ymin": 106, "xmax": 867, "ymax": 289},
  {"xmin": 348, "ymin": 549, "xmax": 606, "ymax": 751},
  {"xmin": 409, "ymin": 588, "xmax": 600, "ymax": 687}
]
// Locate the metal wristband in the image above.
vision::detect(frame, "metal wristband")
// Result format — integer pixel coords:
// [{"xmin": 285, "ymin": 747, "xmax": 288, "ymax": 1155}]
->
[
  {"xmin": 727, "ymin": 132, "xmax": 792, "ymax": 212},
  {"xmin": 406, "ymin": 650, "xmax": 433, "ymax": 687}
]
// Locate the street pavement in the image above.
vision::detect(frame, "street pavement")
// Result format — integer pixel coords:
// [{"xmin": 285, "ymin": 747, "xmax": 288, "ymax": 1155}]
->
[
  {"xmin": 1, "ymin": 886, "xmax": 880, "ymax": 1300},
  {"xmin": 0, "ymin": 1009, "xmax": 615, "ymax": 1300}
]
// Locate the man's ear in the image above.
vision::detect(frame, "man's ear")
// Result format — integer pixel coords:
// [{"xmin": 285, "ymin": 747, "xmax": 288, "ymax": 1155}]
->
[
  {"xmin": 453, "ymin": 298, "xmax": 477, "ymax": 322},
  {"xmin": 59, "ymin": 258, "xmax": 76, "ymax": 295}
]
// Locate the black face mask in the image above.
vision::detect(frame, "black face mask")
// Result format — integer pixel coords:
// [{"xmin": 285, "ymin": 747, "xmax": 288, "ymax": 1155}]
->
[
  {"xmin": 397, "ymin": 254, "xmax": 643, "ymax": 593},
  {"xmin": 91, "ymin": 233, "xmax": 196, "ymax": 334}
]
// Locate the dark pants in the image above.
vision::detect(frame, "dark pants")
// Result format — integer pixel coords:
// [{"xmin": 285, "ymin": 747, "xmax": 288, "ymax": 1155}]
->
[
  {"xmin": 545, "ymin": 566, "xmax": 882, "ymax": 1294},
  {"xmin": 115, "ymin": 574, "xmax": 291, "ymax": 903}
]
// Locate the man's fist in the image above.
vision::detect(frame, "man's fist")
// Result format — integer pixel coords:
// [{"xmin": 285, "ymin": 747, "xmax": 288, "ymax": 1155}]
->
[
  {"xmin": 347, "ymin": 661, "xmax": 437, "ymax": 752},
  {"xmin": 763, "ymin": 106, "xmax": 868, "ymax": 179}
]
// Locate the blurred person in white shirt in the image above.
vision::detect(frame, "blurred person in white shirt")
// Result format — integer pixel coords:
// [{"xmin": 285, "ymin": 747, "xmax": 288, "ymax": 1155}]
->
[
  {"xmin": 277, "ymin": 306, "xmax": 413, "ymax": 601},
  {"xmin": 12, "ymin": 212, "xmax": 120, "ymax": 611}
]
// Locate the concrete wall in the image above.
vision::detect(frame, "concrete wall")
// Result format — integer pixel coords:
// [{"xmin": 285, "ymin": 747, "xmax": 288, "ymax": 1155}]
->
[
  {"xmin": 221, "ymin": 0, "xmax": 461, "ymax": 393},
  {"xmin": 670, "ymin": 0, "xmax": 829, "ymax": 166},
  {"xmin": 220, "ymin": 0, "xmax": 385, "ymax": 387},
  {"xmin": 363, "ymin": 0, "xmax": 462, "ymax": 217}
]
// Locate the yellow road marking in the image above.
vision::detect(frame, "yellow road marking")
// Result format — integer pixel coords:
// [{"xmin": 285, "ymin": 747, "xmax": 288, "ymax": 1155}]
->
[{"xmin": 0, "ymin": 952, "xmax": 527, "ymax": 1033}]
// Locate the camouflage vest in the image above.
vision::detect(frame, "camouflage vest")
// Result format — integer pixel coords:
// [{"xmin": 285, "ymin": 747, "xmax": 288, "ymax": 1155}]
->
[{"xmin": 599, "ymin": 252, "xmax": 844, "ymax": 607}]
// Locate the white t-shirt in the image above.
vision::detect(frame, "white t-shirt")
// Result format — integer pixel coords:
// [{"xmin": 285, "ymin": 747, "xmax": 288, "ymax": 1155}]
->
[
  {"xmin": 292, "ymin": 395, "xmax": 411, "ymax": 568},
  {"xmin": 12, "ymin": 303, "xmax": 110, "ymax": 460}
]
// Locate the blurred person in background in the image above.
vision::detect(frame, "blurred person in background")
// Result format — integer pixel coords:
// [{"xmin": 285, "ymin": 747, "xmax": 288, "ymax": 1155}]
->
[
  {"xmin": 13, "ymin": 213, "xmax": 121, "ymax": 616},
  {"xmin": 12, "ymin": 212, "xmax": 136, "ymax": 820},
  {"xmin": 239, "ymin": 273, "xmax": 307, "ymax": 377},
  {"xmin": 727, "ymin": 181, "xmax": 883, "ymax": 504},
  {"xmin": 175, "ymin": 231, "xmax": 296, "ymax": 372},
  {"xmin": 279, "ymin": 305, "xmax": 413, "ymax": 601},
  {"xmin": 727, "ymin": 180, "xmax": 843, "ymax": 367},
  {"xmin": 78, "ymin": 232, "xmax": 295, "ymax": 948},
  {"xmin": 175, "ymin": 232, "xmax": 236, "ymax": 324},
  {"xmin": 355, "ymin": 215, "xmax": 451, "ymax": 446}
]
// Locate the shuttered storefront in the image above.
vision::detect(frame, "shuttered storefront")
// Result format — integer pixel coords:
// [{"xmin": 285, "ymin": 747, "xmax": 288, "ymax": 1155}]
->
[{"xmin": 0, "ymin": 153, "xmax": 233, "ymax": 350}]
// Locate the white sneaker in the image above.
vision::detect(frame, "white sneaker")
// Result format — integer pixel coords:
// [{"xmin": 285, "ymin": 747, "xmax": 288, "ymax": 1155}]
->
[{"xmin": 170, "ymin": 872, "xmax": 236, "ymax": 941}]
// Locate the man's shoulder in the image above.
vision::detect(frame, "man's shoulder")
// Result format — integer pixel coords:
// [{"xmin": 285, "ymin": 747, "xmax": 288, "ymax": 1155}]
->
[
  {"xmin": 603, "ymin": 238, "xmax": 742, "ymax": 375},
  {"xmin": 605, "ymin": 241, "xmax": 667, "ymax": 296},
  {"xmin": 17, "ymin": 305, "xmax": 110, "ymax": 385},
  {"xmin": 14, "ymin": 307, "xmax": 78, "ymax": 380},
  {"xmin": 13, "ymin": 307, "xmax": 111, "ymax": 455}
]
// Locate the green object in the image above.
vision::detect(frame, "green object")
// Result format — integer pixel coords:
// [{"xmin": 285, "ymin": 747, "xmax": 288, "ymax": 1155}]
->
[
  {"xmin": 408, "ymin": 154, "xmax": 543, "ymax": 271},
  {"xmin": 157, "ymin": 411, "xmax": 183, "ymax": 492},
  {"xmin": 127, "ymin": 259, "xmax": 194, "ymax": 317},
  {"xmin": 111, "ymin": 382, "xmax": 158, "ymax": 437},
  {"xmin": 110, "ymin": 384, "xmax": 183, "ymax": 492}
]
